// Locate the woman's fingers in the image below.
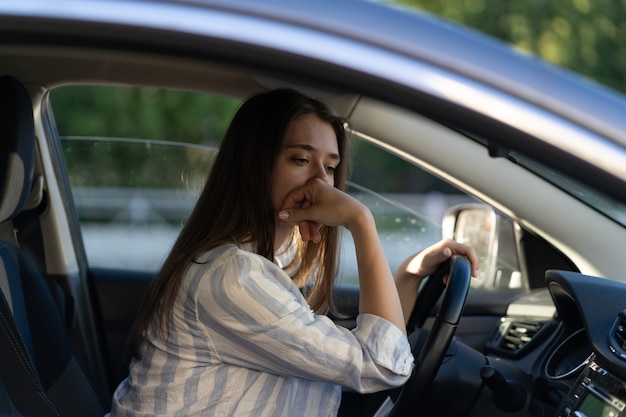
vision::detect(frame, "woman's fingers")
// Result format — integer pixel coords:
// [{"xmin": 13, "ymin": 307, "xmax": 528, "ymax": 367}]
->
[
  {"xmin": 406, "ymin": 239, "xmax": 480, "ymax": 278},
  {"xmin": 298, "ymin": 219, "xmax": 321, "ymax": 243},
  {"xmin": 445, "ymin": 240, "xmax": 479, "ymax": 277},
  {"xmin": 278, "ymin": 179, "xmax": 335, "ymax": 243},
  {"xmin": 278, "ymin": 179, "xmax": 354, "ymax": 227}
]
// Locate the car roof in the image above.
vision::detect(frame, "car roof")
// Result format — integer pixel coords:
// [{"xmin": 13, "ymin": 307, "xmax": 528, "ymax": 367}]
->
[{"xmin": 3, "ymin": 0, "xmax": 626, "ymax": 139}]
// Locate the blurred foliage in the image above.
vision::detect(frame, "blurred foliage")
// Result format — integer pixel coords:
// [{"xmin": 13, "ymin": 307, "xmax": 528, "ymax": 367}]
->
[
  {"xmin": 61, "ymin": 138, "xmax": 215, "ymax": 190},
  {"xmin": 51, "ymin": 86, "xmax": 239, "ymax": 190},
  {"xmin": 349, "ymin": 138, "xmax": 459, "ymax": 193},
  {"xmin": 51, "ymin": 86, "xmax": 241, "ymax": 145},
  {"xmin": 388, "ymin": 0, "xmax": 626, "ymax": 94}
]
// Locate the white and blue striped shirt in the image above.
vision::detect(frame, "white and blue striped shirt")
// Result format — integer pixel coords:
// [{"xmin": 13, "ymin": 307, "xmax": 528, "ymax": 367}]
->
[{"xmin": 110, "ymin": 244, "xmax": 414, "ymax": 416}]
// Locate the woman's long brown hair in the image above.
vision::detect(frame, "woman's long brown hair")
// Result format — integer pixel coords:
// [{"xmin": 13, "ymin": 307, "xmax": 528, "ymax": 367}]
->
[{"xmin": 128, "ymin": 88, "xmax": 350, "ymax": 359}]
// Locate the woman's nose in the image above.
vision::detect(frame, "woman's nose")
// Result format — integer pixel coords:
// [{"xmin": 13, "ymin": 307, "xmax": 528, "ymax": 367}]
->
[{"xmin": 313, "ymin": 162, "xmax": 332, "ymax": 184}]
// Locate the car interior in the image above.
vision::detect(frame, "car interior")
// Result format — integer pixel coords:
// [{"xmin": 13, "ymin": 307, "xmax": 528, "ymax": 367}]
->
[
  {"xmin": 2, "ymin": 14, "xmax": 626, "ymax": 417},
  {"xmin": 0, "ymin": 75, "xmax": 108, "ymax": 415}
]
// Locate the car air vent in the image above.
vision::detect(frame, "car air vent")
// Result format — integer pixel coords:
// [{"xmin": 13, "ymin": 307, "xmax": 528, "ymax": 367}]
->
[
  {"xmin": 486, "ymin": 318, "xmax": 553, "ymax": 358},
  {"xmin": 608, "ymin": 310, "xmax": 626, "ymax": 361},
  {"xmin": 500, "ymin": 320, "xmax": 543, "ymax": 351}
]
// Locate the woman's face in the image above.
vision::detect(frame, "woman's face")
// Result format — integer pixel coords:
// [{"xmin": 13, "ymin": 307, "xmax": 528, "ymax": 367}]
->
[{"xmin": 271, "ymin": 113, "xmax": 340, "ymax": 237}]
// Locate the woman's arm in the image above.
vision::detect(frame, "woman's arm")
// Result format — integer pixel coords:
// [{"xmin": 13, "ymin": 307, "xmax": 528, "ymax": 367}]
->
[
  {"xmin": 278, "ymin": 178, "xmax": 406, "ymax": 334},
  {"xmin": 347, "ymin": 206, "xmax": 407, "ymax": 335},
  {"xmin": 394, "ymin": 240, "xmax": 480, "ymax": 324},
  {"xmin": 195, "ymin": 247, "xmax": 413, "ymax": 392}
]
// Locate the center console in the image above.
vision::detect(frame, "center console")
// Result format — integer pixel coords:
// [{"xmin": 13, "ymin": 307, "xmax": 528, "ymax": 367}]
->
[{"xmin": 558, "ymin": 355, "xmax": 626, "ymax": 417}]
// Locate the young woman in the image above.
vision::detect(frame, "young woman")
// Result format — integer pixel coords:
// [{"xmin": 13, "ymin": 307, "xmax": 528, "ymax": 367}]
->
[{"xmin": 110, "ymin": 88, "xmax": 478, "ymax": 416}]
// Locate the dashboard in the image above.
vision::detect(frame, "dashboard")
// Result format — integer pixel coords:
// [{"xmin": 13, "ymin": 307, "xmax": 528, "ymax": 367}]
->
[
  {"xmin": 547, "ymin": 270, "xmax": 626, "ymax": 417},
  {"xmin": 559, "ymin": 357, "xmax": 626, "ymax": 417},
  {"xmin": 398, "ymin": 266, "xmax": 626, "ymax": 417},
  {"xmin": 487, "ymin": 270, "xmax": 626, "ymax": 417}
]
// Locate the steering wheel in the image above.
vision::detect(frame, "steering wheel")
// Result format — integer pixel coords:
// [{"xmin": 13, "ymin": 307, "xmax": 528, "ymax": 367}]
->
[{"xmin": 387, "ymin": 255, "xmax": 472, "ymax": 417}]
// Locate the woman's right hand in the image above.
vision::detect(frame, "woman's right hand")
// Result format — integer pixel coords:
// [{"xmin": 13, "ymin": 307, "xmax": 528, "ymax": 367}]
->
[
  {"xmin": 394, "ymin": 240, "xmax": 479, "ymax": 323},
  {"xmin": 277, "ymin": 178, "xmax": 369, "ymax": 242},
  {"xmin": 279, "ymin": 179, "xmax": 407, "ymax": 334}
]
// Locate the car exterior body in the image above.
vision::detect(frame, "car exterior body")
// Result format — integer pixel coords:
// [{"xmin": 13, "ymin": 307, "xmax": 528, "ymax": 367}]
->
[{"xmin": 1, "ymin": 0, "xmax": 626, "ymax": 416}]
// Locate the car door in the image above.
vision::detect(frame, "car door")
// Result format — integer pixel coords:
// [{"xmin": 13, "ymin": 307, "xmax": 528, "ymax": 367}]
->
[{"xmin": 48, "ymin": 84, "xmax": 536, "ymax": 392}]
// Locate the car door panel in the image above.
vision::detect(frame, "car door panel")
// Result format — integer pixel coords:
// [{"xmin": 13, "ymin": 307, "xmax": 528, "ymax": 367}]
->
[{"xmin": 91, "ymin": 268, "xmax": 152, "ymax": 388}]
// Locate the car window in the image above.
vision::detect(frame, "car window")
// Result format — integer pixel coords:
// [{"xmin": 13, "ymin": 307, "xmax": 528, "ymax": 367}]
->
[
  {"xmin": 341, "ymin": 139, "xmax": 477, "ymax": 285},
  {"xmin": 49, "ymin": 85, "xmax": 519, "ymax": 289},
  {"xmin": 60, "ymin": 137, "xmax": 214, "ymax": 271}
]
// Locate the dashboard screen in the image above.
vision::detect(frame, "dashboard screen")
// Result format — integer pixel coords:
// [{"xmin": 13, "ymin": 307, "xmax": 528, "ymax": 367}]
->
[{"xmin": 578, "ymin": 391, "xmax": 619, "ymax": 417}]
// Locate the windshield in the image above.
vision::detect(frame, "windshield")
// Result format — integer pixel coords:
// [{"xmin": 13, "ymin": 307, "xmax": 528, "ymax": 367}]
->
[{"xmin": 512, "ymin": 151, "xmax": 626, "ymax": 228}]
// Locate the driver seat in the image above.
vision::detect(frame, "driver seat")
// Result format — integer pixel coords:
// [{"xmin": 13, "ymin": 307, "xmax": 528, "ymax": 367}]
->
[{"xmin": 0, "ymin": 75, "xmax": 109, "ymax": 415}]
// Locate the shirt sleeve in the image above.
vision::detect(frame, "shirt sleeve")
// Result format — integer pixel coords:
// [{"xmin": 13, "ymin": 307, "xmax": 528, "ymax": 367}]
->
[{"xmin": 192, "ymin": 247, "xmax": 415, "ymax": 393}]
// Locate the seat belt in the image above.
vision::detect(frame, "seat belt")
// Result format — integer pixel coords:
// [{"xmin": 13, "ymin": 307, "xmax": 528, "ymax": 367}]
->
[
  {"xmin": 13, "ymin": 176, "xmax": 47, "ymax": 274},
  {"xmin": 0, "ymin": 290, "xmax": 59, "ymax": 417},
  {"xmin": 13, "ymin": 185, "xmax": 76, "ymax": 330}
]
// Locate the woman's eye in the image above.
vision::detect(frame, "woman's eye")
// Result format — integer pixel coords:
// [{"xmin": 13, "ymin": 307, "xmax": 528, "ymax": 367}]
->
[
  {"xmin": 325, "ymin": 166, "xmax": 336, "ymax": 174},
  {"xmin": 293, "ymin": 158, "xmax": 308, "ymax": 165}
]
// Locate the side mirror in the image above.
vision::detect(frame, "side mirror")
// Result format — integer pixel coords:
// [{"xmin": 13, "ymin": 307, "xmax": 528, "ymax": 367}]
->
[{"xmin": 442, "ymin": 204, "xmax": 525, "ymax": 289}]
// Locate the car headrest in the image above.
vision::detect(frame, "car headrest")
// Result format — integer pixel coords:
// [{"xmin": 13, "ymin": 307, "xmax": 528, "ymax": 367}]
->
[{"xmin": 0, "ymin": 75, "xmax": 35, "ymax": 224}]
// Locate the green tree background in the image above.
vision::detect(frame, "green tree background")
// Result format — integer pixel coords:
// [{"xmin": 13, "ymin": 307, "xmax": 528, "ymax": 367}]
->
[
  {"xmin": 389, "ymin": 0, "xmax": 626, "ymax": 93},
  {"xmin": 51, "ymin": 1, "xmax": 626, "ymax": 194}
]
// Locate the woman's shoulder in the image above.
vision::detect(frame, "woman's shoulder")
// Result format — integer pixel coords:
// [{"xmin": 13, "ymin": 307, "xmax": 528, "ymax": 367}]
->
[
  {"xmin": 183, "ymin": 244, "xmax": 256, "ymax": 295},
  {"xmin": 195, "ymin": 243, "xmax": 264, "ymax": 268},
  {"xmin": 187, "ymin": 243, "xmax": 300, "ymax": 301},
  {"xmin": 190, "ymin": 243, "xmax": 287, "ymax": 285},
  {"xmin": 195, "ymin": 243, "xmax": 240, "ymax": 263}
]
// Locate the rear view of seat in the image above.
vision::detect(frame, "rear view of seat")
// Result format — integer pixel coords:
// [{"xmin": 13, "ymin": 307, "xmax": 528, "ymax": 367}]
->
[{"xmin": 0, "ymin": 75, "xmax": 109, "ymax": 416}]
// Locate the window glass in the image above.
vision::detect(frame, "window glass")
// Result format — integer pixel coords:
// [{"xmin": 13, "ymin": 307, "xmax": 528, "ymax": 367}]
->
[
  {"xmin": 50, "ymin": 86, "xmax": 518, "ymax": 289},
  {"xmin": 339, "ymin": 139, "xmax": 477, "ymax": 285},
  {"xmin": 61, "ymin": 137, "xmax": 214, "ymax": 271},
  {"xmin": 51, "ymin": 86, "xmax": 240, "ymax": 271}
]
